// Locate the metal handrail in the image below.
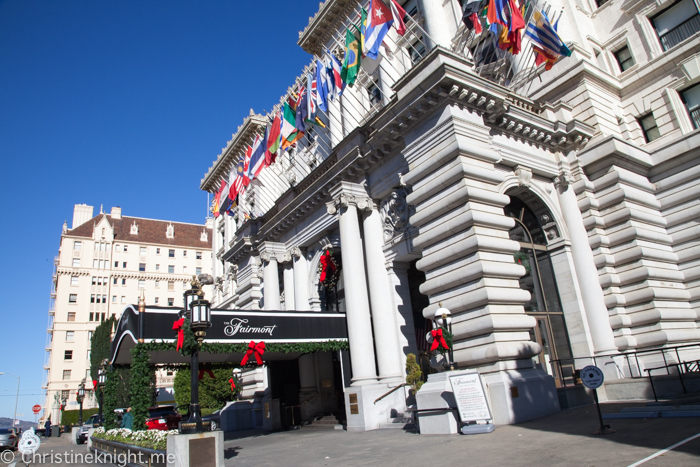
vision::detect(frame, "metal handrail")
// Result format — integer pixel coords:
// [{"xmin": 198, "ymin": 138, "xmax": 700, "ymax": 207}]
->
[
  {"xmin": 644, "ymin": 358, "xmax": 700, "ymax": 402},
  {"xmin": 374, "ymin": 383, "xmax": 409, "ymax": 405}
]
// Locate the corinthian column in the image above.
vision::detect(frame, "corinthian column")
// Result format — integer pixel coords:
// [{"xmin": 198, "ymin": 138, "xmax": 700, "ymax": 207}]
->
[
  {"xmin": 282, "ymin": 253, "xmax": 295, "ymax": 311},
  {"xmin": 259, "ymin": 242, "xmax": 284, "ymax": 311},
  {"xmin": 327, "ymin": 182, "xmax": 378, "ymax": 386},
  {"xmin": 292, "ymin": 247, "xmax": 310, "ymax": 310},
  {"xmin": 362, "ymin": 203, "xmax": 403, "ymax": 383}
]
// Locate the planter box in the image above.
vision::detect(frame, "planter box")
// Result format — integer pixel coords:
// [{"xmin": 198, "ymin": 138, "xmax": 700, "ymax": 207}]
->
[{"xmin": 90, "ymin": 436, "xmax": 168, "ymax": 467}]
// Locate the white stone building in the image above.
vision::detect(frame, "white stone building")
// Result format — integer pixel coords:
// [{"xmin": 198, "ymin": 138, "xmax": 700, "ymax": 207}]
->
[
  {"xmin": 42, "ymin": 204, "xmax": 212, "ymax": 423},
  {"xmin": 200, "ymin": 0, "xmax": 700, "ymax": 430}
]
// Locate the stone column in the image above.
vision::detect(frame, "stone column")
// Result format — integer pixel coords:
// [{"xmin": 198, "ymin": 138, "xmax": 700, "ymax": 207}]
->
[
  {"xmin": 327, "ymin": 182, "xmax": 378, "ymax": 386},
  {"xmin": 387, "ymin": 262, "xmax": 418, "ymax": 361},
  {"xmin": 282, "ymin": 256, "xmax": 295, "ymax": 311},
  {"xmin": 362, "ymin": 204, "xmax": 404, "ymax": 383},
  {"xmin": 556, "ymin": 171, "xmax": 618, "ymax": 355},
  {"xmin": 416, "ymin": 0, "xmax": 456, "ymax": 49},
  {"xmin": 292, "ymin": 247, "xmax": 310, "ymax": 310},
  {"xmin": 259, "ymin": 242, "xmax": 285, "ymax": 311}
]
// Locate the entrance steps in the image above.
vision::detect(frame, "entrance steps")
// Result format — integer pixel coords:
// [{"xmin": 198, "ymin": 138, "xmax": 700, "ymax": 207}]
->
[
  {"xmin": 303, "ymin": 414, "xmax": 344, "ymax": 430},
  {"xmin": 379, "ymin": 412, "xmax": 415, "ymax": 430}
]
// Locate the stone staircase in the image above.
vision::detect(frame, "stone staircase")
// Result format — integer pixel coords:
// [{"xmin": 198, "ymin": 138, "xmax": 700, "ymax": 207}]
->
[{"xmin": 303, "ymin": 413, "xmax": 344, "ymax": 430}]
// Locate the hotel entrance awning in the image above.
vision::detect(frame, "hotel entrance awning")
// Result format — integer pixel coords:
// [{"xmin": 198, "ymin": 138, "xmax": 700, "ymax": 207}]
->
[{"xmin": 110, "ymin": 305, "xmax": 348, "ymax": 365}]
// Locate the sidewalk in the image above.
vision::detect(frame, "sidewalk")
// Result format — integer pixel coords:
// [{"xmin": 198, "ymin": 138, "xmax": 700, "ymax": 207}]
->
[{"xmin": 221, "ymin": 402, "xmax": 700, "ymax": 466}]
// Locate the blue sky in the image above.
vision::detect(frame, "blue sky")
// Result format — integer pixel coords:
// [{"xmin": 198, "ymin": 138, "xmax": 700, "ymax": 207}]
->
[{"xmin": 0, "ymin": 0, "xmax": 319, "ymax": 421}]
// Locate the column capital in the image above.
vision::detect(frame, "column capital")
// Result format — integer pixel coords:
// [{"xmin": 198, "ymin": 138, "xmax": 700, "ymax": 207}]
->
[
  {"xmin": 291, "ymin": 246, "xmax": 305, "ymax": 259},
  {"xmin": 553, "ymin": 170, "xmax": 574, "ymax": 189},
  {"xmin": 327, "ymin": 181, "xmax": 374, "ymax": 214},
  {"xmin": 258, "ymin": 241, "xmax": 286, "ymax": 264}
]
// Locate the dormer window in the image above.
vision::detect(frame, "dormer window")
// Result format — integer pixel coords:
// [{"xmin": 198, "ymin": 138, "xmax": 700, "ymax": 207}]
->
[
  {"xmin": 166, "ymin": 223, "xmax": 174, "ymax": 239},
  {"xmin": 200, "ymin": 230, "xmax": 208, "ymax": 242},
  {"xmin": 130, "ymin": 221, "xmax": 139, "ymax": 235}
]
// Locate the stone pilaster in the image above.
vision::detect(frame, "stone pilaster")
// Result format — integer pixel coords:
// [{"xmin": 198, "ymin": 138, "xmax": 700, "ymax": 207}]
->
[
  {"xmin": 258, "ymin": 242, "xmax": 286, "ymax": 311},
  {"xmin": 292, "ymin": 247, "xmax": 311, "ymax": 311},
  {"xmin": 327, "ymin": 182, "xmax": 378, "ymax": 386}
]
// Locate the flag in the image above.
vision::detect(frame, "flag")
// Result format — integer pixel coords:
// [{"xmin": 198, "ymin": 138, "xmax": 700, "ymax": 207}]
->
[
  {"xmin": 213, "ymin": 180, "xmax": 226, "ymax": 218},
  {"xmin": 266, "ymin": 112, "xmax": 282, "ymax": 165},
  {"xmin": 533, "ymin": 45, "xmax": 557, "ymax": 70},
  {"xmin": 341, "ymin": 27, "xmax": 361, "ymax": 86},
  {"xmin": 295, "ymin": 86, "xmax": 310, "ymax": 131},
  {"xmin": 316, "ymin": 58, "xmax": 330, "ymax": 112},
  {"xmin": 230, "ymin": 157, "xmax": 247, "ymax": 200},
  {"xmin": 242, "ymin": 145, "xmax": 252, "ymax": 187},
  {"xmin": 389, "ymin": 0, "xmax": 407, "ymax": 35},
  {"xmin": 525, "ymin": 9, "xmax": 571, "ymax": 59},
  {"xmin": 219, "ymin": 179, "xmax": 231, "ymax": 216},
  {"xmin": 487, "ymin": 0, "xmax": 507, "ymax": 27},
  {"xmin": 280, "ymin": 101, "xmax": 303, "ymax": 149},
  {"xmin": 248, "ymin": 133, "xmax": 267, "ymax": 179},
  {"xmin": 364, "ymin": 0, "xmax": 394, "ymax": 60},
  {"xmin": 329, "ymin": 54, "xmax": 345, "ymax": 99},
  {"xmin": 461, "ymin": 0, "xmax": 483, "ymax": 33},
  {"xmin": 307, "ymin": 74, "xmax": 317, "ymax": 124},
  {"xmin": 360, "ymin": 8, "xmax": 368, "ymax": 56}
]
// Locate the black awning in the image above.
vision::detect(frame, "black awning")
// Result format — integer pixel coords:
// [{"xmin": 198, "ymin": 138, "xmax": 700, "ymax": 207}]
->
[{"xmin": 110, "ymin": 305, "xmax": 348, "ymax": 365}]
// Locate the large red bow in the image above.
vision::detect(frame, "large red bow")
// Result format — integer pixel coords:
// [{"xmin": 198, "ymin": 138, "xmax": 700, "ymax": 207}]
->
[
  {"xmin": 319, "ymin": 250, "xmax": 335, "ymax": 282},
  {"xmin": 430, "ymin": 328, "xmax": 449, "ymax": 351},
  {"xmin": 173, "ymin": 318, "xmax": 185, "ymax": 351},
  {"xmin": 92, "ymin": 379, "xmax": 98, "ymax": 389},
  {"xmin": 240, "ymin": 341, "xmax": 265, "ymax": 366},
  {"xmin": 229, "ymin": 378, "xmax": 236, "ymax": 391},
  {"xmin": 198, "ymin": 369, "xmax": 215, "ymax": 381}
]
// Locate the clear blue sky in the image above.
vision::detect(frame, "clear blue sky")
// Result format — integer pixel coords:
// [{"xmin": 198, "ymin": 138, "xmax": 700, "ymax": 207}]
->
[{"xmin": 0, "ymin": 0, "xmax": 319, "ymax": 421}]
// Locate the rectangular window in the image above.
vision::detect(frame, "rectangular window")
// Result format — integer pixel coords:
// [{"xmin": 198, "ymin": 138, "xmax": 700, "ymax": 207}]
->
[
  {"xmin": 681, "ymin": 82, "xmax": 700, "ymax": 129},
  {"xmin": 155, "ymin": 264, "xmax": 160, "ymax": 271},
  {"xmin": 156, "ymin": 248, "xmax": 161, "ymax": 255},
  {"xmin": 652, "ymin": 0, "xmax": 700, "ymax": 51},
  {"xmin": 65, "ymin": 331, "xmax": 74, "ymax": 342},
  {"xmin": 614, "ymin": 46, "xmax": 634, "ymax": 72},
  {"xmin": 71, "ymin": 276, "xmax": 79, "ymax": 286},
  {"xmin": 97, "ymin": 277, "xmax": 102, "ymax": 286},
  {"xmin": 67, "ymin": 312, "xmax": 75, "ymax": 322},
  {"xmin": 122, "ymin": 278, "xmax": 126, "ymax": 285},
  {"xmin": 103, "ymin": 294, "xmax": 107, "ymax": 303},
  {"xmin": 88, "ymin": 331, "xmax": 93, "ymax": 340},
  {"xmin": 62, "ymin": 370, "xmax": 71, "ymax": 380},
  {"xmin": 96, "ymin": 295, "xmax": 101, "ymax": 304},
  {"xmin": 112, "ymin": 295, "xmax": 117, "ymax": 303},
  {"xmin": 73, "ymin": 241, "xmax": 81, "ymax": 250},
  {"xmin": 61, "ymin": 390, "xmax": 69, "ymax": 400},
  {"xmin": 114, "ymin": 261, "xmax": 119, "ymax": 268},
  {"xmin": 595, "ymin": 0, "xmax": 609, "ymax": 7},
  {"xmin": 139, "ymin": 263, "xmax": 146, "ymax": 272},
  {"xmin": 64, "ymin": 350, "xmax": 73, "ymax": 360},
  {"xmin": 196, "ymin": 267, "xmax": 202, "ymax": 276},
  {"xmin": 91, "ymin": 294, "xmax": 95, "ymax": 303},
  {"xmin": 93, "ymin": 259, "xmax": 98, "ymax": 268},
  {"xmin": 140, "ymin": 247, "xmax": 147, "ymax": 255},
  {"xmin": 168, "ymin": 281, "xmax": 174, "ymax": 291},
  {"xmin": 183, "ymin": 250, "xmax": 187, "ymax": 257},
  {"xmin": 123, "ymin": 245, "xmax": 128, "ymax": 252},
  {"xmin": 73, "ymin": 259, "xmax": 80, "ymax": 267},
  {"xmin": 168, "ymin": 265, "xmax": 175, "ymax": 274},
  {"xmin": 113, "ymin": 277, "xmax": 118, "ymax": 285},
  {"xmin": 89, "ymin": 312, "xmax": 94, "ymax": 321},
  {"xmin": 121, "ymin": 296, "xmax": 126, "ymax": 303},
  {"xmin": 167, "ymin": 298, "xmax": 174, "ymax": 306},
  {"xmin": 155, "ymin": 280, "xmax": 160, "ymax": 288},
  {"xmin": 69, "ymin": 294, "xmax": 78, "ymax": 304},
  {"xmin": 122, "ymin": 262, "xmax": 127, "ymax": 268},
  {"xmin": 138, "ymin": 280, "xmax": 145, "ymax": 289},
  {"xmin": 638, "ymin": 113, "xmax": 661, "ymax": 142},
  {"xmin": 155, "ymin": 297, "xmax": 159, "ymax": 304},
  {"xmin": 183, "ymin": 266, "xmax": 187, "ymax": 274},
  {"xmin": 169, "ymin": 249, "xmax": 175, "ymax": 258},
  {"xmin": 196, "ymin": 251, "xmax": 202, "ymax": 260}
]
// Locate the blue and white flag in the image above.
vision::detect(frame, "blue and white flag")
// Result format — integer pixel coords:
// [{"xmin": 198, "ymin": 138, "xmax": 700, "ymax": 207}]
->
[
  {"xmin": 363, "ymin": 0, "xmax": 394, "ymax": 60},
  {"xmin": 316, "ymin": 57, "xmax": 330, "ymax": 112}
]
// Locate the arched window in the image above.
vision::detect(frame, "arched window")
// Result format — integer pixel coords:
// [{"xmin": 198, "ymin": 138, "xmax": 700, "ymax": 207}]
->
[{"xmin": 505, "ymin": 194, "xmax": 573, "ymax": 387}]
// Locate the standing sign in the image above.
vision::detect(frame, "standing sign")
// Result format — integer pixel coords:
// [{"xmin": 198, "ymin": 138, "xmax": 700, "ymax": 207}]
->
[
  {"xmin": 448, "ymin": 371, "xmax": 492, "ymax": 422},
  {"xmin": 580, "ymin": 365, "xmax": 604, "ymax": 389},
  {"xmin": 32, "ymin": 405, "xmax": 41, "ymax": 414}
]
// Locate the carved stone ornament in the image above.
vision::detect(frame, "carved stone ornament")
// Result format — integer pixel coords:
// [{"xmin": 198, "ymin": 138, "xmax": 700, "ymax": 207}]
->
[
  {"xmin": 327, "ymin": 194, "xmax": 373, "ymax": 215},
  {"xmin": 259, "ymin": 251, "xmax": 272, "ymax": 263},
  {"xmin": 380, "ymin": 188, "xmax": 415, "ymax": 243},
  {"xmin": 291, "ymin": 246, "xmax": 304, "ymax": 259},
  {"xmin": 515, "ymin": 166, "xmax": 533, "ymax": 187},
  {"xmin": 553, "ymin": 171, "xmax": 574, "ymax": 188}
]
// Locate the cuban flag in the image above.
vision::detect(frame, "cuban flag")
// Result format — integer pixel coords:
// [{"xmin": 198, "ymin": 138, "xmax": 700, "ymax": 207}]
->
[
  {"xmin": 316, "ymin": 57, "xmax": 331, "ymax": 112},
  {"xmin": 363, "ymin": 0, "xmax": 394, "ymax": 60},
  {"xmin": 248, "ymin": 133, "xmax": 267, "ymax": 179},
  {"xmin": 329, "ymin": 54, "xmax": 345, "ymax": 99}
]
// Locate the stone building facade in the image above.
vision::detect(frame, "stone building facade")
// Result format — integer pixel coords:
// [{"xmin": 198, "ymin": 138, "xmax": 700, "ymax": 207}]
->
[
  {"xmin": 201, "ymin": 0, "xmax": 700, "ymax": 430},
  {"xmin": 42, "ymin": 204, "xmax": 212, "ymax": 423}
]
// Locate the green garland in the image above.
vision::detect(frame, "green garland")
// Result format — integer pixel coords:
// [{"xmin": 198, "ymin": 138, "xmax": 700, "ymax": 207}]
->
[
  {"xmin": 514, "ymin": 251, "xmax": 531, "ymax": 274},
  {"xmin": 138, "ymin": 340, "xmax": 349, "ymax": 358},
  {"xmin": 175, "ymin": 318, "xmax": 199, "ymax": 356},
  {"xmin": 129, "ymin": 347, "xmax": 155, "ymax": 431}
]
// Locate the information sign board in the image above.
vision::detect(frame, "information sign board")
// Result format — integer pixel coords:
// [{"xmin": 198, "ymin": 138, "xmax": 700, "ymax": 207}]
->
[{"xmin": 448, "ymin": 371, "xmax": 492, "ymax": 423}]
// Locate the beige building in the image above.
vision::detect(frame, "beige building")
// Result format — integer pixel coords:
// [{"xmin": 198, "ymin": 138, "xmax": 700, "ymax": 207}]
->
[{"xmin": 42, "ymin": 204, "xmax": 212, "ymax": 423}]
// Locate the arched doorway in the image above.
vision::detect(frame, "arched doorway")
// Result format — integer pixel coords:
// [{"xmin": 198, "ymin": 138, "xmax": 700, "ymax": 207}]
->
[{"xmin": 504, "ymin": 192, "xmax": 573, "ymax": 387}]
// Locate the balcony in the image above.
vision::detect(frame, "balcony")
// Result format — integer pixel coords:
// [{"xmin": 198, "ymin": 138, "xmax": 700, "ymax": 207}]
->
[{"xmin": 659, "ymin": 15, "xmax": 700, "ymax": 51}]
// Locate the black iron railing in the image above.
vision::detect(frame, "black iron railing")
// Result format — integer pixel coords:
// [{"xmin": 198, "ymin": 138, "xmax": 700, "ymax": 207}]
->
[
  {"xmin": 645, "ymin": 358, "xmax": 700, "ymax": 401},
  {"xmin": 689, "ymin": 106, "xmax": 700, "ymax": 130},
  {"xmin": 659, "ymin": 14, "xmax": 700, "ymax": 51}
]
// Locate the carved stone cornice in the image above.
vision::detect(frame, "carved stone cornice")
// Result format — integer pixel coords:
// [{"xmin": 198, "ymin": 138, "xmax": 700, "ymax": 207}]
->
[{"xmin": 298, "ymin": 0, "xmax": 359, "ymax": 56}]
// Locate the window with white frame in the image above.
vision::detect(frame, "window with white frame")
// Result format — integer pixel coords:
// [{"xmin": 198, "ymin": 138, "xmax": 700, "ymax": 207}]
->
[
  {"xmin": 69, "ymin": 294, "xmax": 78, "ymax": 304},
  {"xmin": 65, "ymin": 331, "xmax": 75, "ymax": 342},
  {"xmin": 63, "ymin": 370, "xmax": 71, "ymax": 380},
  {"xmin": 73, "ymin": 258, "xmax": 80, "ymax": 267},
  {"xmin": 138, "ymin": 280, "xmax": 145, "ymax": 289},
  {"xmin": 651, "ymin": 0, "xmax": 700, "ymax": 51},
  {"xmin": 73, "ymin": 241, "xmax": 82, "ymax": 250},
  {"xmin": 71, "ymin": 276, "xmax": 79, "ymax": 286},
  {"xmin": 681, "ymin": 82, "xmax": 700, "ymax": 129}
]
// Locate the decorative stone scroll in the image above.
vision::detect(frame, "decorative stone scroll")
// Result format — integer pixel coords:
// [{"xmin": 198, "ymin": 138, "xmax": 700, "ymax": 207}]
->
[{"xmin": 380, "ymin": 188, "xmax": 415, "ymax": 243}]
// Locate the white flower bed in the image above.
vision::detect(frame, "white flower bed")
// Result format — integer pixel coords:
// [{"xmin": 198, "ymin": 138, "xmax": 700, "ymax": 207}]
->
[{"xmin": 92, "ymin": 427, "xmax": 178, "ymax": 451}]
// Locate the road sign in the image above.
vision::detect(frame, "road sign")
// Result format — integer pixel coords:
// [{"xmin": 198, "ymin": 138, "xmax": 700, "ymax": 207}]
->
[
  {"xmin": 32, "ymin": 405, "xmax": 41, "ymax": 414},
  {"xmin": 580, "ymin": 365, "xmax": 604, "ymax": 389}
]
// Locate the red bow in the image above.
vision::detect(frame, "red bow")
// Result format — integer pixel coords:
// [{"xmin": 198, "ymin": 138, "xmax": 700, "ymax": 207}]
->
[
  {"xmin": 92, "ymin": 380, "xmax": 98, "ymax": 389},
  {"xmin": 229, "ymin": 378, "xmax": 236, "ymax": 391},
  {"xmin": 173, "ymin": 318, "xmax": 185, "ymax": 351},
  {"xmin": 430, "ymin": 328, "xmax": 449, "ymax": 351},
  {"xmin": 240, "ymin": 341, "xmax": 265, "ymax": 366},
  {"xmin": 198, "ymin": 369, "xmax": 215, "ymax": 381},
  {"xmin": 319, "ymin": 250, "xmax": 335, "ymax": 282}
]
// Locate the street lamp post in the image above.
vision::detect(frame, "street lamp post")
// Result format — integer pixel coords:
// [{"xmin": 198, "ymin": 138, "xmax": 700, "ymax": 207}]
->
[
  {"xmin": 0, "ymin": 373, "xmax": 20, "ymax": 428},
  {"xmin": 76, "ymin": 380, "xmax": 86, "ymax": 426},
  {"xmin": 434, "ymin": 304, "xmax": 455, "ymax": 371},
  {"xmin": 97, "ymin": 360, "xmax": 107, "ymax": 426},
  {"xmin": 180, "ymin": 276, "xmax": 212, "ymax": 434}
]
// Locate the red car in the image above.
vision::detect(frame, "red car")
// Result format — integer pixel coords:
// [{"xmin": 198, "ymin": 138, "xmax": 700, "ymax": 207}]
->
[{"xmin": 145, "ymin": 406, "xmax": 181, "ymax": 431}]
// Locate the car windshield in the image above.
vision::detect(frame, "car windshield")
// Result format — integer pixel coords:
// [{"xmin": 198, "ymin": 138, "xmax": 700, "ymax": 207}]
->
[
  {"xmin": 0, "ymin": 428, "xmax": 13, "ymax": 434},
  {"xmin": 148, "ymin": 408, "xmax": 176, "ymax": 417}
]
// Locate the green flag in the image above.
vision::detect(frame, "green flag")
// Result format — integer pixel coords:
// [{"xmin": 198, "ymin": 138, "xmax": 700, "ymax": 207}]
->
[{"xmin": 341, "ymin": 27, "xmax": 361, "ymax": 87}]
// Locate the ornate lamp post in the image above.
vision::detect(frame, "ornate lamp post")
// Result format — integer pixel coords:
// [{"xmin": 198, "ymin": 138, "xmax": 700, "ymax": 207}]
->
[
  {"xmin": 181, "ymin": 276, "xmax": 212, "ymax": 434},
  {"xmin": 434, "ymin": 304, "xmax": 455, "ymax": 370},
  {"xmin": 97, "ymin": 359, "xmax": 107, "ymax": 425},
  {"xmin": 77, "ymin": 379, "xmax": 86, "ymax": 426}
]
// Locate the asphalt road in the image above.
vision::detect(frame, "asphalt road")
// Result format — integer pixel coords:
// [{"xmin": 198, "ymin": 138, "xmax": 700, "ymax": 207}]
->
[{"xmin": 0, "ymin": 402, "xmax": 698, "ymax": 466}]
